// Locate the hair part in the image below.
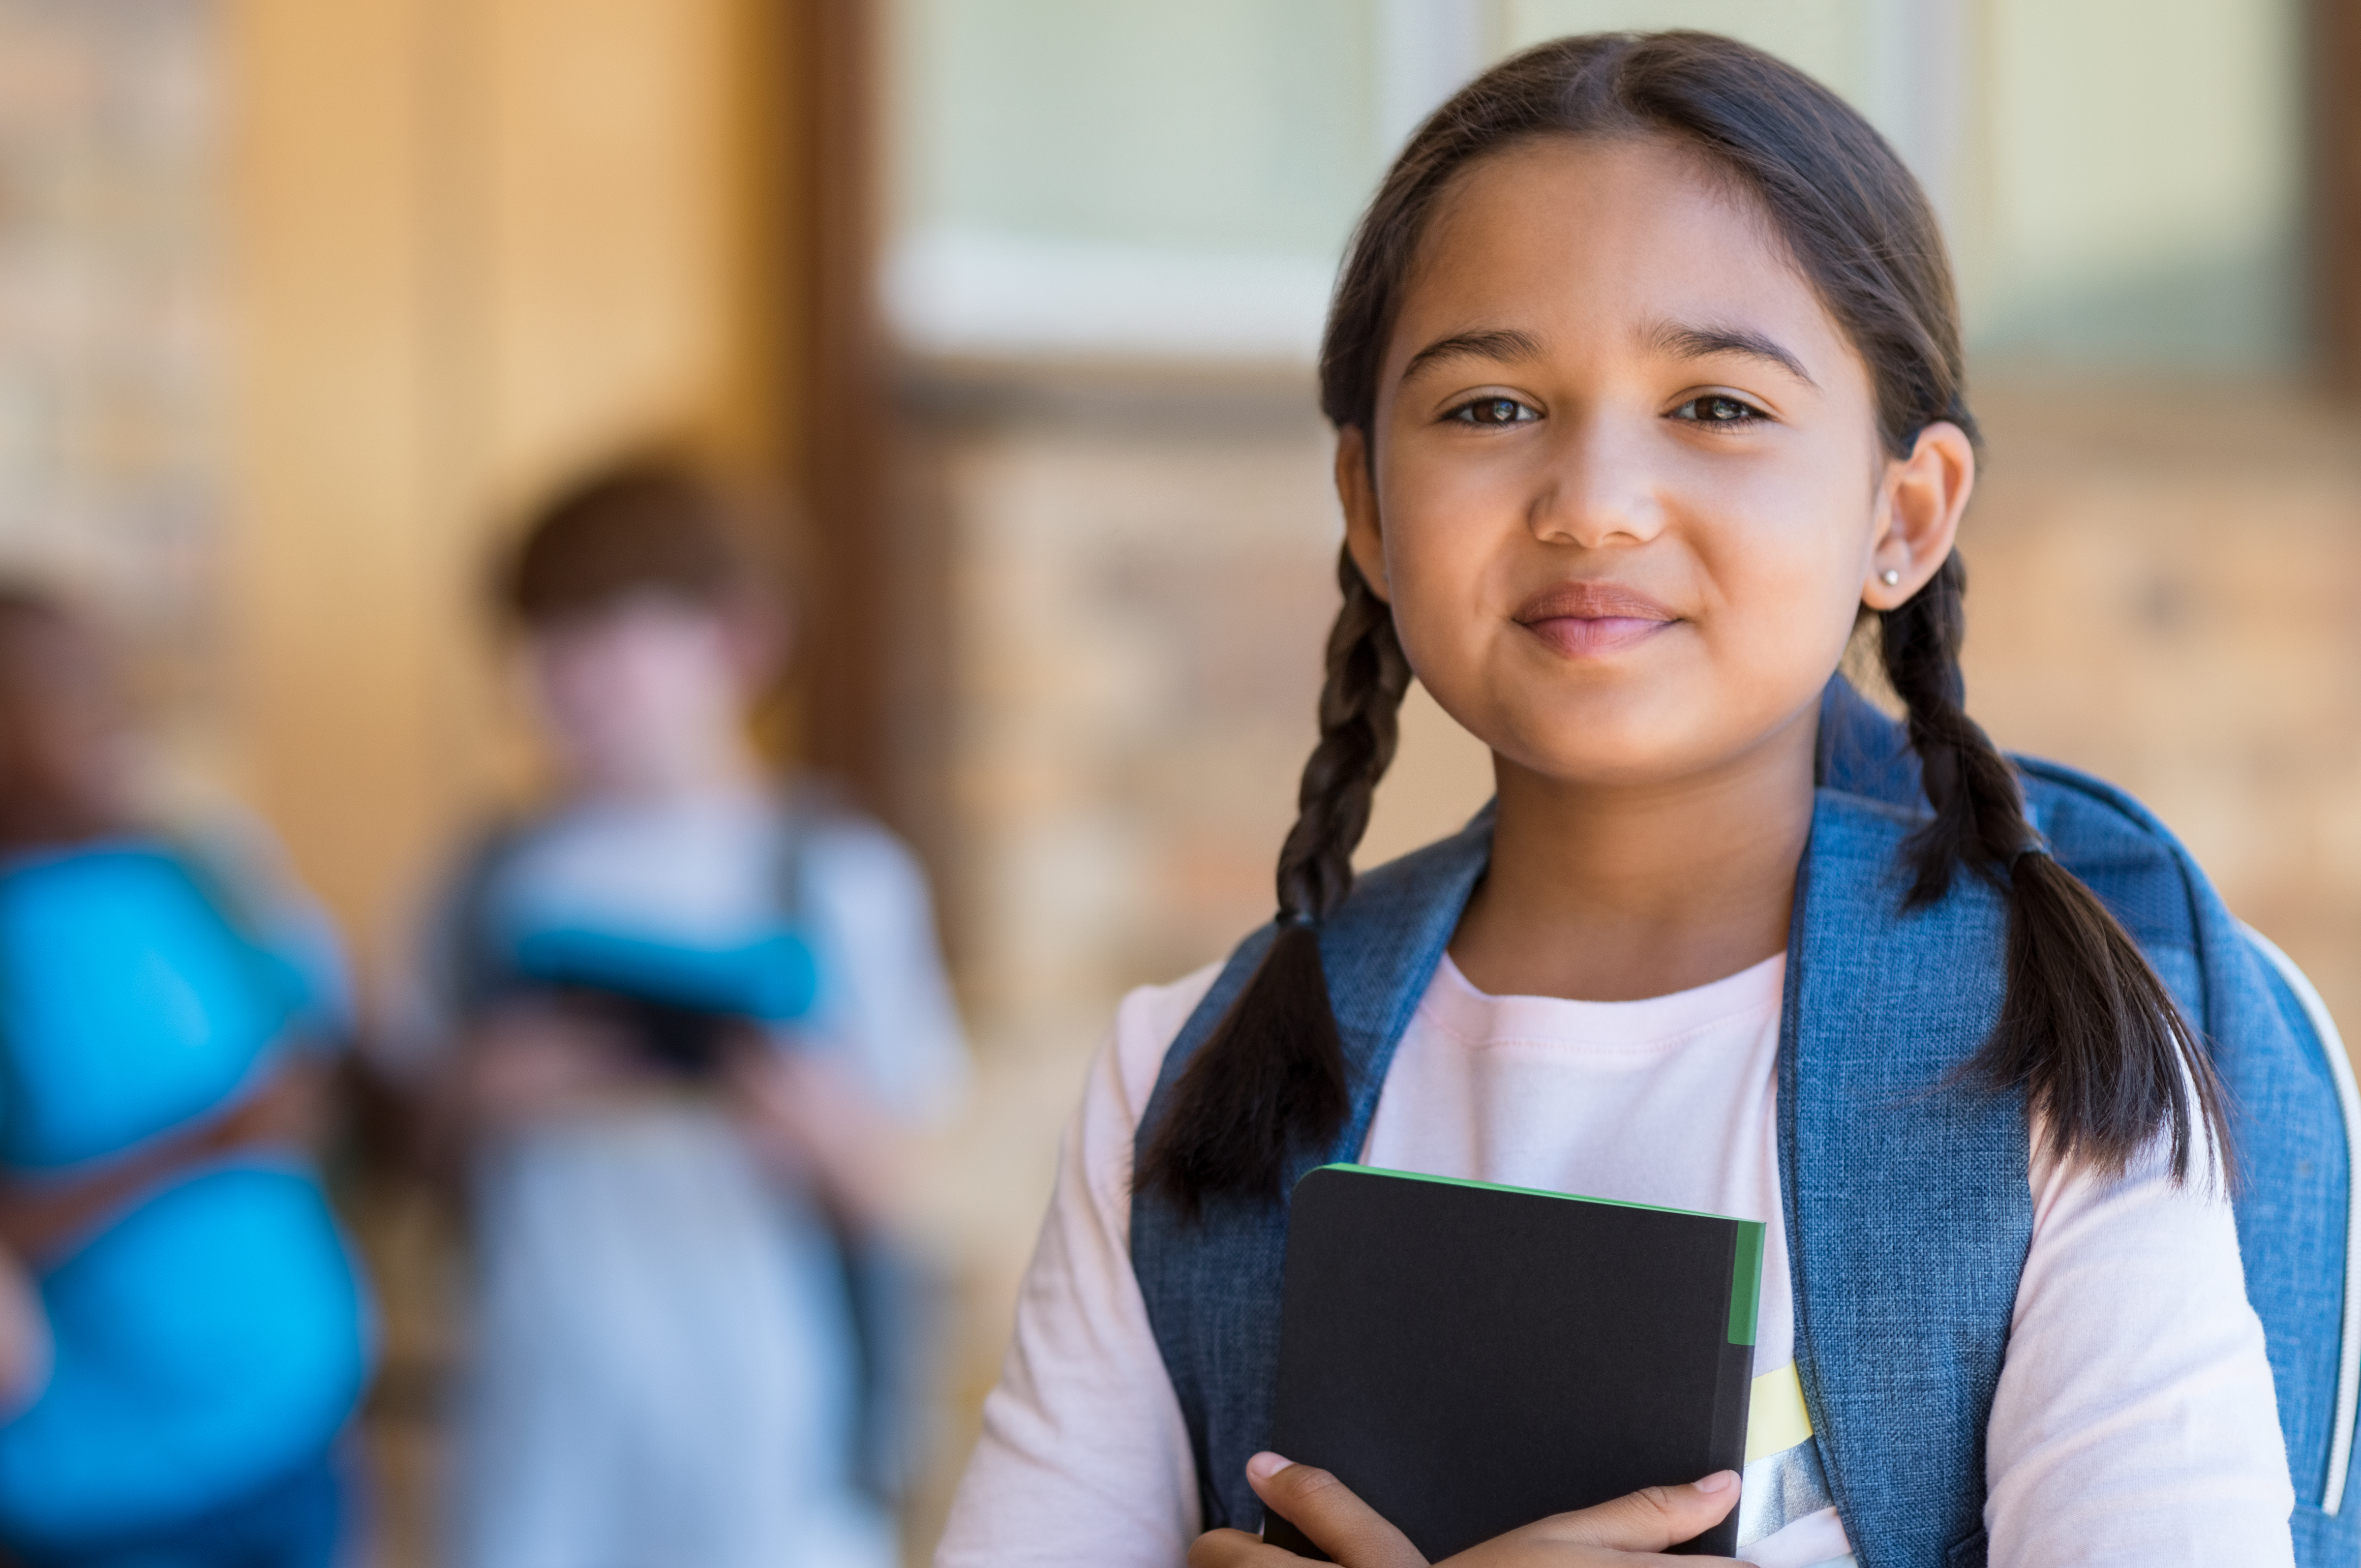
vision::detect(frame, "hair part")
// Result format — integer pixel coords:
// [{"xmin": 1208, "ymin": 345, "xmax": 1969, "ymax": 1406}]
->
[{"xmin": 1139, "ymin": 30, "xmax": 2226, "ymax": 1215}]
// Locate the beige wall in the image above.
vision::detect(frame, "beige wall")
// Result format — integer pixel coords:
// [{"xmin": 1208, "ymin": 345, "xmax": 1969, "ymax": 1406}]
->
[{"xmin": 224, "ymin": 0, "xmax": 792, "ymax": 959}]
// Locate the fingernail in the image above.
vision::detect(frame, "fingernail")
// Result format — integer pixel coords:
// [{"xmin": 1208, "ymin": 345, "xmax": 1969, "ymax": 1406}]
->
[
  {"xmin": 1695, "ymin": 1470, "xmax": 1739, "ymax": 1494},
  {"xmin": 1247, "ymin": 1451, "xmax": 1291, "ymax": 1480}
]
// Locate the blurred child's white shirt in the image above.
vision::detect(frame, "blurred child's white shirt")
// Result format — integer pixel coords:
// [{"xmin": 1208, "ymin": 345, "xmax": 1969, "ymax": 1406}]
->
[
  {"xmin": 430, "ymin": 788, "xmax": 968, "ymax": 1568},
  {"xmin": 936, "ymin": 952, "xmax": 2294, "ymax": 1568}
]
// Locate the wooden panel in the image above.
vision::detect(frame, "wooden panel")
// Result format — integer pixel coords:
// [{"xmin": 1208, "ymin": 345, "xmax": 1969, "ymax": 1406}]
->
[
  {"xmin": 224, "ymin": 0, "xmax": 448, "ymax": 951},
  {"xmin": 2317, "ymin": 0, "xmax": 2361, "ymax": 381},
  {"xmin": 223, "ymin": 0, "xmax": 796, "ymax": 960},
  {"xmin": 778, "ymin": 0, "xmax": 904, "ymax": 817},
  {"xmin": 478, "ymin": 0, "xmax": 783, "ymax": 494}
]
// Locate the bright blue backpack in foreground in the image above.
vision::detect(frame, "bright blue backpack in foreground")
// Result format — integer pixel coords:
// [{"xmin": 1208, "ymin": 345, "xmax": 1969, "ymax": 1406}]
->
[
  {"xmin": 1132, "ymin": 679, "xmax": 2361, "ymax": 1568},
  {"xmin": 0, "ymin": 843, "xmax": 372, "ymax": 1553}
]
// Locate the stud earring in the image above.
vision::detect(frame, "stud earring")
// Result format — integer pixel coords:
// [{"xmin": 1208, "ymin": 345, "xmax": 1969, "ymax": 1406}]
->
[{"xmin": 1879, "ymin": 569, "xmax": 1902, "ymax": 586}]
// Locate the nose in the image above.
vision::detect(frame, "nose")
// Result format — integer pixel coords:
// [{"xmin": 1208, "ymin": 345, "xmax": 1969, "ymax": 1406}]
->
[{"xmin": 1524, "ymin": 412, "xmax": 1668, "ymax": 550}]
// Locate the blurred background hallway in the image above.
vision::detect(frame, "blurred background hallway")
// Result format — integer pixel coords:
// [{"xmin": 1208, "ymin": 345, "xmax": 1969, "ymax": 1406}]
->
[{"xmin": 4, "ymin": 0, "xmax": 2360, "ymax": 1561}]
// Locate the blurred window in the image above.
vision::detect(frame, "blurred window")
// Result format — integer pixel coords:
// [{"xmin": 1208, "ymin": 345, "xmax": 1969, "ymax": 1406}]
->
[
  {"xmin": 886, "ymin": 0, "xmax": 2303, "ymax": 367},
  {"xmin": 0, "ymin": 0, "xmax": 222, "ymax": 624}
]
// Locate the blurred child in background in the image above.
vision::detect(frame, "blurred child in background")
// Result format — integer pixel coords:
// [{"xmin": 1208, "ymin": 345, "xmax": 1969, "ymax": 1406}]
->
[
  {"xmin": 0, "ymin": 585, "xmax": 372, "ymax": 1568},
  {"xmin": 397, "ymin": 464, "xmax": 969, "ymax": 1568}
]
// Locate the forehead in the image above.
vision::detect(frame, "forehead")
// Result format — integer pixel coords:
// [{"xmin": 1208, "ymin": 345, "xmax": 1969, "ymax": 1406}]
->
[
  {"xmin": 1392, "ymin": 134, "xmax": 1859, "ymax": 384},
  {"xmin": 531, "ymin": 589, "xmax": 725, "ymax": 647}
]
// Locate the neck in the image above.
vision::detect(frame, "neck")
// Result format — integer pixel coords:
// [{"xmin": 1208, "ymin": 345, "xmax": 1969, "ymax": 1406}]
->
[
  {"xmin": 575, "ymin": 730, "xmax": 766, "ymax": 807},
  {"xmin": 1449, "ymin": 706, "xmax": 1817, "ymax": 1002}
]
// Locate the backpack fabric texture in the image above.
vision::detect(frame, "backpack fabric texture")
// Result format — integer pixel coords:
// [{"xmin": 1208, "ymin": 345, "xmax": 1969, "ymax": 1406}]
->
[{"xmin": 1128, "ymin": 677, "xmax": 2359, "ymax": 1568}]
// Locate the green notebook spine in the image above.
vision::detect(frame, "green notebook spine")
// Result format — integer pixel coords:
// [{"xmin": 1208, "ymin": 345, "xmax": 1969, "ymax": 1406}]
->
[{"xmin": 1727, "ymin": 1221, "xmax": 1764, "ymax": 1346}]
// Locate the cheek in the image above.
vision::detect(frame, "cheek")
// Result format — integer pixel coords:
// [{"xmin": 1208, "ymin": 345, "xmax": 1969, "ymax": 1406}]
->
[
  {"xmin": 530, "ymin": 650, "xmax": 609, "ymax": 731},
  {"xmin": 534, "ymin": 628, "xmax": 733, "ymax": 733},
  {"xmin": 530, "ymin": 649, "xmax": 662, "ymax": 762},
  {"xmin": 1693, "ymin": 475, "xmax": 1875, "ymax": 678},
  {"xmin": 625, "ymin": 634, "xmax": 741, "ymax": 722},
  {"xmin": 1373, "ymin": 463, "xmax": 1524, "ymax": 668}
]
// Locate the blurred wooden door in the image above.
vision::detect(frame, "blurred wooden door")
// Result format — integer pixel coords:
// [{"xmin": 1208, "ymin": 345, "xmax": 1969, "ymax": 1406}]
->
[{"xmin": 226, "ymin": 0, "xmax": 896, "ymax": 963}]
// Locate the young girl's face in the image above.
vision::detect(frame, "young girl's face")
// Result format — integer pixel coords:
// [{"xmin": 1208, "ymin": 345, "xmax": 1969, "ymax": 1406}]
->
[{"xmin": 1342, "ymin": 134, "xmax": 1968, "ymax": 794}]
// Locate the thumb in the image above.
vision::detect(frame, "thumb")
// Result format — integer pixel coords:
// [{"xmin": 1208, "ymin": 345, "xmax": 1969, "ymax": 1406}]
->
[
  {"xmin": 1245, "ymin": 1453, "xmax": 1424, "ymax": 1568},
  {"xmin": 1534, "ymin": 1472, "xmax": 1740, "ymax": 1553}
]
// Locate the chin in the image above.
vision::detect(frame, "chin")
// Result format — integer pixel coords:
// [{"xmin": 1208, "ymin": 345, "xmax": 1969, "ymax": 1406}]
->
[{"xmin": 1495, "ymin": 698, "xmax": 1748, "ymax": 790}]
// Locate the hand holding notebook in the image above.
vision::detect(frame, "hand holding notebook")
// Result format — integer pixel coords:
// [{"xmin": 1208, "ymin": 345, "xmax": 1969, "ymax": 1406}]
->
[
  {"xmin": 1191, "ymin": 1454, "xmax": 1743, "ymax": 1567},
  {"xmin": 1215, "ymin": 1165, "xmax": 1762, "ymax": 1565}
]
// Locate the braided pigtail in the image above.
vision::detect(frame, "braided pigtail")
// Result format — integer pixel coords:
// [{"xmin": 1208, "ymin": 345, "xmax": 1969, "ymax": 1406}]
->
[
  {"xmin": 1881, "ymin": 553, "xmax": 2229, "ymax": 1181},
  {"xmin": 1138, "ymin": 547, "xmax": 1412, "ymax": 1214}
]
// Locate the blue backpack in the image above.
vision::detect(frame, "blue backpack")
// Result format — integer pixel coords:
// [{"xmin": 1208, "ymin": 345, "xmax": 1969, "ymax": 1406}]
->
[
  {"xmin": 0, "ymin": 842, "xmax": 371, "ymax": 1552},
  {"xmin": 1131, "ymin": 678, "xmax": 2361, "ymax": 1567}
]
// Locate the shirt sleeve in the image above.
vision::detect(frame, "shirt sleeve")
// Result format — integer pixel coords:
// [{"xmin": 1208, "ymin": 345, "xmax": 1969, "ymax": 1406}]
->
[
  {"xmin": 796, "ymin": 816, "xmax": 971, "ymax": 1123},
  {"xmin": 934, "ymin": 968, "xmax": 1218, "ymax": 1568},
  {"xmin": 1985, "ymin": 1116, "xmax": 2296, "ymax": 1567},
  {"xmin": 365, "ymin": 837, "xmax": 499, "ymax": 1086}
]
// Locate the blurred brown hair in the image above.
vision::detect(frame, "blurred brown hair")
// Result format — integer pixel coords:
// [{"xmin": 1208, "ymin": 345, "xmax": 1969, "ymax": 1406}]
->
[
  {"xmin": 498, "ymin": 461, "xmax": 755, "ymax": 627},
  {"xmin": 0, "ymin": 581, "xmax": 125, "ymax": 853}
]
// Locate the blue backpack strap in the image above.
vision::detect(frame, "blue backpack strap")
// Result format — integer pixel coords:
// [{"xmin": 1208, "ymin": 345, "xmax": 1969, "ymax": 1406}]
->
[
  {"xmin": 2019, "ymin": 764, "xmax": 2358, "ymax": 1561},
  {"xmin": 1781, "ymin": 790, "xmax": 2028, "ymax": 1568},
  {"xmin": 2245, "ymin": 927, "xmax": 2361, "ymax": 1541},
  {"xmin": 1822, "ymin": 675, "xmax": 2361, "ymax": 1562},
  {"xmin": 1130, "ymin": 811, "xmax": 1494, "ymax": 1531}
]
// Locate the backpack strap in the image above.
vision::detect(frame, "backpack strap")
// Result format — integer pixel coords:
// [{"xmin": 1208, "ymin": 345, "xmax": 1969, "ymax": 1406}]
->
[
  {"xmin": 767, "ymin": 775, "xmax": 935, "ymax": 1507},
  {"xmin": 768, "ymin": 776, "xmax": 848, "ymax": 929},
  {"xmin": 1824, "ymin": 675, "xmax": 2361, "ymax": 1554},
  {"xmin": 1130, "ymin": 810, "xmax": 1494, "ymax": 1532},
  {"xmin": 438, "ymin": 817, "xmax": 534, "ymax": 1022},
  {"xmin": 2243, "ymin": 924, "xmax": 2361, "ymax": 1519},
  {"xmin": 1779, "ymin": 791, "xmax": 2026, "ymax": 1568}
]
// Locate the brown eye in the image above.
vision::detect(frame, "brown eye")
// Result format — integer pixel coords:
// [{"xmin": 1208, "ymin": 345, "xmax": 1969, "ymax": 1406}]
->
[
  {"xmin": 1451, "ymin": 396, "xmax": 1534, "ymax": 426},
  {"xmin": 1674, "ymin": 394, "xmax": 1764, "ymax": 424}
]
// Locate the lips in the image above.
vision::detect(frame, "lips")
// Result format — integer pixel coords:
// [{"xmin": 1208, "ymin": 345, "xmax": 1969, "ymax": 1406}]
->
[{"xmin": 1513, "ymin": 581, "xmax": 1678, "ymax": 659}]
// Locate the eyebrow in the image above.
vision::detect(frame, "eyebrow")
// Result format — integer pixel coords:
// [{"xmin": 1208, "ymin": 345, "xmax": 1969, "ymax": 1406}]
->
[
  {"xmin": 1399, "ymin": 328, "xmax": 1544, "ymax": 383},
  {"xmin": 1647, "ymin": 320, "xmax": 1816, "ymax": 387}
]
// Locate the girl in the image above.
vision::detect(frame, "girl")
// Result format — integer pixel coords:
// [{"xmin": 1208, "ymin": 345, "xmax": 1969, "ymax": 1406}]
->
[{"xmin": 937, "ymin": 31, "xmax": 2308, "ymax": 1568}]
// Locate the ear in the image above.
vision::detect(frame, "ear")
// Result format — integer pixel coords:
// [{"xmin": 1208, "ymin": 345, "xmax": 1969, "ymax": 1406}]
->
[
  {"xmin": 1862, "ymin": 421, "xmax": 1975, "ymax": 611},
  {"xmin": 1334, "ymin": 426, "xmax": 1392, "ymax": 603}
]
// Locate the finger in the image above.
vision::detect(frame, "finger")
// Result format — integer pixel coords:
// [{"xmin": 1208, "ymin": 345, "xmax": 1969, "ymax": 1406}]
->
[
  {"xmin": 1186, "ymin": 1527, "xmax": 1312, "ymax": 1568},
  {"xmin": 1245, "ymin": 1453, "xmax": 1425, "ymax": 1568},
  {"xmin": 1538, "ymin": 1472, "xmax": 1740, "ymax": 1553}
]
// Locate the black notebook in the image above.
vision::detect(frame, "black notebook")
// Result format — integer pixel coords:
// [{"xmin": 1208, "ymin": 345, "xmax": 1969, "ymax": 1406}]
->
[{"xmin": 1263, "ymin": 1164, "xmax": 1763, "ymax": 1561}]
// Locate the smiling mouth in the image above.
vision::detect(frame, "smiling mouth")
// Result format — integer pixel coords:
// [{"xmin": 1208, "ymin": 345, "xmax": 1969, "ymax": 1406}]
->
[
  {"xmin": 1521, "ymin": 615, "xmax": 1672, "ymax": 657},
  {"xmin": 1513, "ymin": 582, "xmax": 1678, "ymax": 659}
]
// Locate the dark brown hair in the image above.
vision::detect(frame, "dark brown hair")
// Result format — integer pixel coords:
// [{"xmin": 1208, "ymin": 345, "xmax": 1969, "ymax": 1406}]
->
[
  {"xmin": 499, "ymin": 461, "xmax": 751, "ymax": 627},
  {"xmin": 1140, "ymin": 30, "xmax": 2226, "ymax": 1213}
]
